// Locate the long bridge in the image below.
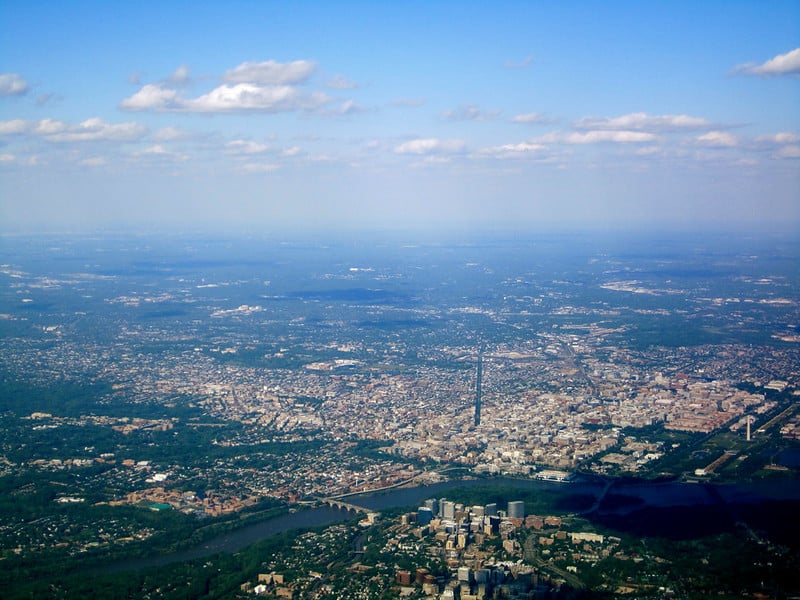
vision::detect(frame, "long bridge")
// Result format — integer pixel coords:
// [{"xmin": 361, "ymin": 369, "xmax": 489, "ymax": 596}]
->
[{"xmin": 320, "ymin": 498, "xmax": 374, "ymax": 515}]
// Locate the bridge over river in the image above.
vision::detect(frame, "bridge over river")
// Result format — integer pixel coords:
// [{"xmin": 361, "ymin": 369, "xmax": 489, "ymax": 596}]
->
[{"xmin": 319, "ymin": 498, "xmax": 375, "ymax": 515}]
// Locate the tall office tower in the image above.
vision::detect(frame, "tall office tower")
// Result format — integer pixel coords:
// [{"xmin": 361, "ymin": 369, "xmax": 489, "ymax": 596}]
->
[
  {"xmin": 484, "ymin": 502, "xmax": 498, "ymax": 516},
  {"xmin": 507, "ymin": 500, "xmax": 525, "ymax": 519},
  {"xmin": 424, "ymin": 498, "xmax": 439, "ymax": 515},
  {"xmin": 417, "ymin": 507, "xmax": 434, "ymax": 525},
  {"xmin": 442, "ymin": 500, "xmax": 456, "ymax": 520}
]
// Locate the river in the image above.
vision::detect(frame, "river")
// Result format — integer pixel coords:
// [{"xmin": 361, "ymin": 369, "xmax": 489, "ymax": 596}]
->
[
  {"xmin": 92, "ymin": 476, "xmax": 800, "ymax": 574},
  {"xmin": 91, "ymin": 506, "xmax": 354, "ymax": 574}
]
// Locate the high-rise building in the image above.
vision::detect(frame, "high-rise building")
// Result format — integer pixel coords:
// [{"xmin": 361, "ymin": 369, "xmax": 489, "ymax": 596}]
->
[
  {"xmin": 507, "ymin": 500, "xmax": 525, "ymax": 519},
  {"xmin": 485, "ymin": 515, "xmax": 501, "ymax": 535},
  {"xmin": 417, "ymin": 506, "xmax": 433, "ymax": 525},
  {"xmin": 441, "ymin": 500, "xmax": 456, "ymax": 520}
]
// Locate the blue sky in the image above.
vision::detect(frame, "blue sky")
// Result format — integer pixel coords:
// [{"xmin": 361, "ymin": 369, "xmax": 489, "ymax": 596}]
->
[{"xmin": 1, "ymin": 0, "xmax": 798, "ymax": 233}]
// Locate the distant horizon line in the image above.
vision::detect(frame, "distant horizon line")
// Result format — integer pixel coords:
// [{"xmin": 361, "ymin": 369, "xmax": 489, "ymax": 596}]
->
[{"xmin": 1, "ymin": 223, "xmax": 799, "ymax": 242}]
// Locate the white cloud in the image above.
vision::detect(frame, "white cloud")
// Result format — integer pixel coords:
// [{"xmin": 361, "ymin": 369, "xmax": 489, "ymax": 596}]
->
[
  {"xmin": 512, "ymin": 112, "xmax": 551, "ymax": 124},
  {"xmin": 339, "ymin": 99, "xmax": 363, "ymax": 114},
  {"xmin": 441, "ymin": 104, "xmax": 501, "ymax": 121},
  {"xmin": 140, "ymin": 144, "xmax": 170, "ymax": 155},
  {"xmin": 0, "ymin": 153, "xmax": 15, "ymax": 162},
  {"xmin": 34, "ymin": 119, "xmax": 67, "ymax": 135},
  {"xmin": 480, "ymin": 142, "xmax": 547, "ymax": 158},
  {"xmin": 45, "ymin": 118, "xmax": 147, "ymax": 142},
  {"xmin": 120, "ymin": 84, "xmax": 182, "ymax": 111},
  {"xmin": 167, "ymin": 65, "xmax": 191, "ymax": 86},
  {"xmin": 756, "ymin": 132, "xmax": 800, "ymax": 145},
  {"xmin": 753, "ymin": 131, "xmax": 800, "ymax": 159},
  {"xmin": 694, "ymin": 131, "xmax": 737, "ymax": 148},
  {"xmin": 394, "ymin": 138, "xmax": 466, "ymax": 155},
  {"xmin": 121, "ymin": 82, "xmax": 330, "ymax": 113},
  {"xmin": 421, "ymin": 155, "xmax": 453, "ymax": 165},
  {"xmin": 543, "ymin": 130, "xmax": 656, "ymax": 144},
  {"xmin": 774, "ymin": 145, "xmax": 800, "ymax": 159},
  {"xmin": 240, "ymin": 162, "xmax": 281, "ymax": 173},
  {"xmin": 226, "ymin": 140, "xmax": 270, "ymax": 154},
  {"xmin": 1, "ymin": 118, "xmax": 146, "ymax": 143},
  {"xmin": 0, "ymin": 73, "xmax": 29, "ymax": 96},
  {"xmin": 574, "ymin": 112, "xmax": 711, "ymax": 132},
  {"xmin": 735, "ymin": 47, "xmax": 800, "ymax": 77},
  {"xmin": 281, "ymin": 146, "xmax": 301, "ymax": 156},
  {"xmin": 0, "ymin": 119, "xmax": 29, "ymax": 135},
  {"xmin": 188, "ymin": 83, "xmax": 328, "ymax": 112},
  {"xmin": 223, "ymin": 60, "xmax": 316, "ymax": 84},
  {"xmin": 135, "ymin": 144, "xmax": 188, "ymax": 161}
]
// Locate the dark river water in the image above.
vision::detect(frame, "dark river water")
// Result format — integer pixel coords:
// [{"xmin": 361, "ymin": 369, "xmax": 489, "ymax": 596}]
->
[{"xmin": 94, "ymin": 476, "xmax": 800, "ymax": 574}]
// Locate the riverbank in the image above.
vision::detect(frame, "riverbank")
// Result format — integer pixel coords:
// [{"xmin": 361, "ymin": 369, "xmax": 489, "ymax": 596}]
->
[
  {"xmin": 87, "ymin": 505, "xmax": 356, "ymax": 575},
  {"xmin": 87, "ymin": 475, "xmax": 800, "ymax": 575}
]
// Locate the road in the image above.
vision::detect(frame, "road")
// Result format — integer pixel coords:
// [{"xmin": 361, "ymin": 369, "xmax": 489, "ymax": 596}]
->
[{"xmin": 523, "ymin": 535, "xmax": 584, "ymax": 589}]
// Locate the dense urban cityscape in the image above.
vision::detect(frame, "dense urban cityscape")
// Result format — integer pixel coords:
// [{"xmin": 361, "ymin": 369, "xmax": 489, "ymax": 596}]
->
[
  {"xmin": 1, "ymin": 232, "xmax": 799, "ymax": 598},
  {"xmin": 2, "ymin": 0, "xmax": 798, "ymax": 596}
]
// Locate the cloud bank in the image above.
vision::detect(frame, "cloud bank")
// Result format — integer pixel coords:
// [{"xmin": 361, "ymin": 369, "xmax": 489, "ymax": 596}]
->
[
  {"xmin": 0, "ymin": 118, "xmax": 146, "ymax": 142},
  {"xmin": 121, "ymin": 59, "xmax": 332, "ymax": 113},
  {"xmin": 574, "ymin": 113, "xmax": 713, "ymax": 132}
]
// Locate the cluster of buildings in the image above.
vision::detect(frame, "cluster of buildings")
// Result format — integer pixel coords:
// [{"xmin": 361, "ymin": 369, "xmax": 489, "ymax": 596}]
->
[
  {"xmin": 780, "ymin": 410, "xmax": 800, "ymax": 440},
  {"xmin": 3, "ymin": 317, "xmax": 791, "ymax": 511},
  {"xmin": 387, "ymin": 496, "xmax": 622, "ymax": 599},
  {"xmin": 2, "ymin": 256, "xmax": 797, "ymax": 533},
  {"xmin": 119, "ymin": 486, "xmax": 260, "ymax": 517},
  {"xmin": 134, "ymin": 335, "xmax": 770, "ymax": 481},
  {"xmin": 236, "ymin": 496, "xmax": 619, "ymax": 599}
]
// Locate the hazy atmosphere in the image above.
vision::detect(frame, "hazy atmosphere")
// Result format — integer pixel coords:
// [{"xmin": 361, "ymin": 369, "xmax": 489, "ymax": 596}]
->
[
  {"xmin": 3, "ymin": 5, "xmax": 800, "ymax": 596},
  {"xmin": 1, "ymin": 1, "xmax": 798, "ymax": 233}
]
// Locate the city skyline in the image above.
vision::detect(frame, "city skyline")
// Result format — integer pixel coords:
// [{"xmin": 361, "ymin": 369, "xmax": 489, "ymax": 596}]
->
[{"xmin": 1, "ymin": 1, "xmax": 798, "ymax": 233}]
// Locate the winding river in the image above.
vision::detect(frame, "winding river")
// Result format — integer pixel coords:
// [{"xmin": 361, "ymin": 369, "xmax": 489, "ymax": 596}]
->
[{"xmin": 93, "ymin": 476, "xmax": 800, "ymax": 574}]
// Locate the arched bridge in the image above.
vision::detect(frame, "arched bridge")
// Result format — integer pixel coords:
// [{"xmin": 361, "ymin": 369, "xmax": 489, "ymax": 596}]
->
[{"xmin": 320, "ymin": 498, "xmax": 373, "ymax": 515}]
